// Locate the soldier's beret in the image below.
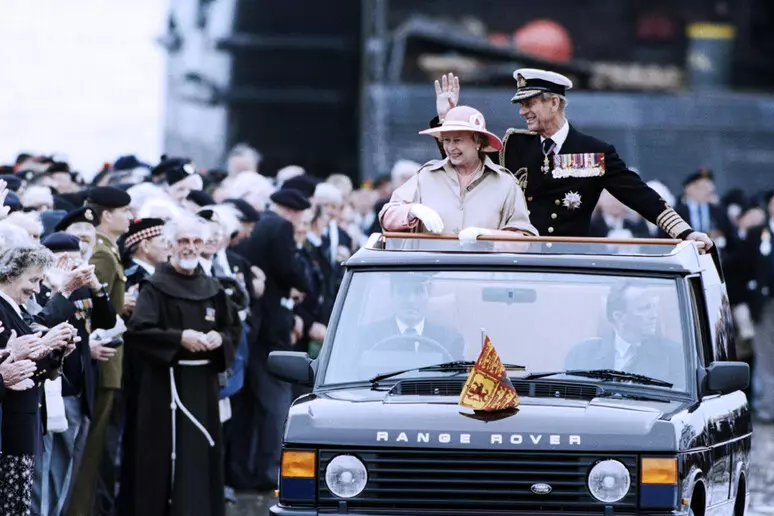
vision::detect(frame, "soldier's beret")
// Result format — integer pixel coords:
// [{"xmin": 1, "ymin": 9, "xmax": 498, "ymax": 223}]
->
[
  {"xmin": 87, "ymin": 186, "xmax": 131, "ymax": 208},
  {"xmin": 683, "ymin": 168, "xmax": 714, "ymax": 187},
  {"xmin": 124, "ymin": 217, "xmax": 166, "ymax": 249},
  {"xmin": 270, "ymin": 188, "xmax": 311, "ymax": 211},
  {"xmin": 281, "ymin": 175, "xmax": 319, "ymax": 198},
  {"xmin": 113, "ymin": 155, "xmax": 150, "ymax": 171},
  {"xmin": 3, "ymin": 191, "xmax": 21, "ymax": 213},
  {"xmin": 0, "ymin": 174, "xmax": 22, "ymax": 192},
  {"xmin": 223, "ymin": 198, "xmax": 260, "ymax": 223},
  {"xmin": 187, "ymin": 189, "xmax": 215, "ymax": 207},
  {"xmin": 46, "ymin": 162, "xmax": 71, "ymax": 175},
  {"xmin": 54, "ymin": 206, "xmax": 99, "ymax": 232},
  {"xmin": 42, "ymin": 232, "xmax": 81, "ymax": 253},
  {"xmin": 151, "ymin": 156, "xmax": 197, "ymax": 185},
  {"xmin": 197, "ymin": 208, "xmax": 219, "ymax": 223}
]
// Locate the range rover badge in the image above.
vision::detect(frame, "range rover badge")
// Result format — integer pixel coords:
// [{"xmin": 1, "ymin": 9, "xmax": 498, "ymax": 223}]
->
[{"xmin": 531, "ymin": 483, "xmax": 552, "ymax": 495}]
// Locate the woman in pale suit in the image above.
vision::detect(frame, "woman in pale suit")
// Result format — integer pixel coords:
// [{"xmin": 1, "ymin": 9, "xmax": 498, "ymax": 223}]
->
[{"xmin": 379, "ymin": 105, "xmax": 537, "ymax": 244}]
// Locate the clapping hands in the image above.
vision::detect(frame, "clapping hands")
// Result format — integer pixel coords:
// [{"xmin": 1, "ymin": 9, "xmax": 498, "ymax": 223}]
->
[{"xmin": 181, "ymin": 329, "xmax": 223, "ymax": 352}]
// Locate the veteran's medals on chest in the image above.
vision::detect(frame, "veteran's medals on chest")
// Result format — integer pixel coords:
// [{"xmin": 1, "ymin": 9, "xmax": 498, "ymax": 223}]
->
[{"xmin": 552, "ymin": 153, "xmax": 606, "ymax": 179}]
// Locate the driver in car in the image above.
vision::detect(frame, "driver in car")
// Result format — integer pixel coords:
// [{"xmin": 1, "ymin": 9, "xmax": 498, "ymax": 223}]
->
[
  {"xmin": 360, "ymin": 272, "xmax": 465, "ymax": 359},
  {"xmin": 564, "ymin": 281, "xmax": 684, "ymax": 387}
]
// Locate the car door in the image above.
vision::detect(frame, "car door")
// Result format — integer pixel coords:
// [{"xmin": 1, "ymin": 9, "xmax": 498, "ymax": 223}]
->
[{"xmin": 688, "ymin": 273, "xmax": 733, "ymax": 511}]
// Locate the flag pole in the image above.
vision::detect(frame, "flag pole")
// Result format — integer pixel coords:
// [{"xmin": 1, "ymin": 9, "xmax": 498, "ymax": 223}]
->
[{"xmin": 481, "ymin": 328, "xmax": 486, "ymax": 352}]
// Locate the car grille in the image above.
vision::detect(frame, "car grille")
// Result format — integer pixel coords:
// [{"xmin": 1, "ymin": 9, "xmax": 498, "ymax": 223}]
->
[
  {"xmin": 393, "ymin": 379, "xmax": 600, "ymax": 401},
  {"xmin": 318, "ymin": 448, "xmax": 638, "ymax": 514}
]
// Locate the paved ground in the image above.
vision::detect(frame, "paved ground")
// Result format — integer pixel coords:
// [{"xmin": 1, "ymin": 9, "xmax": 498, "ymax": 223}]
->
[{"xmin": 228, "ymin": 422, "xmax": 774, "ymax": 515}]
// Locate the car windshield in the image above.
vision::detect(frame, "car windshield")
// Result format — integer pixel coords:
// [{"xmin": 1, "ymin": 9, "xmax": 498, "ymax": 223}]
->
[{"xmin": 321, "ymin": 270, "xmax": 690, "ymax": 392}]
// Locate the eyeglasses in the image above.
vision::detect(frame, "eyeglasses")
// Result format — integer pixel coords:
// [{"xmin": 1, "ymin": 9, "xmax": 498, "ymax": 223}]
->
[{"xmin": 176, "ymin": 238, "xmax": 204, "ymax": 247}]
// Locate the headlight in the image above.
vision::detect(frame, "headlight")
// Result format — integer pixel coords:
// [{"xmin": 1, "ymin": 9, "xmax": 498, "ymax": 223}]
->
[
  {"xmin": 325, "ymin": 455, "xmax": 368, "ymax": 498},
  {"xmin": 587, "ymin": 459, "xmax": 630, "ymax": 503}
]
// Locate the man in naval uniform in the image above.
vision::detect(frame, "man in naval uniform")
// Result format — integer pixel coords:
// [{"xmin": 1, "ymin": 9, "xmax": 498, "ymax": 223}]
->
[
  {"xmin": 68, "ymin": 186, "xmax": 132, "ymax": 516},
  {"xmin": 430, "ymin": 70, "xmax": 713, "ymax": 247}
]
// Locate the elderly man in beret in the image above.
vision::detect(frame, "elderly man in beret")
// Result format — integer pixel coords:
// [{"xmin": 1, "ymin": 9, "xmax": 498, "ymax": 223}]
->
[
  {"xmin": 31, "ymin": 232, "xmax": 117, "ymax": 516},
  {"xmin": 54, "ymin": 206, "xmax": 99, "ymax": 261},
  {"xmin": 68, "ymin": 186, "xmax": 132, "ymax": 516},
  {"xmin": 151, "ymin": 156, "xmax": 203, "ymax": 204},
  {"xmin": 227, "ymin": 187, "xmax": 311, "ymax": 491},
  {"xmin": 119, "ymin": 218, "xmax": 169, "ymax": 316},
  {"xmin": 431, "ymin": 70, "xmax": 713, "ymax": 249}
]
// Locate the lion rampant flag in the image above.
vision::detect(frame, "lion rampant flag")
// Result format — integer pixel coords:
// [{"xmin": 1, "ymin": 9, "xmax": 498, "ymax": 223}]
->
[{"xmin": 459, "ymin": 335, "xmax": 519, "ymax": 412}]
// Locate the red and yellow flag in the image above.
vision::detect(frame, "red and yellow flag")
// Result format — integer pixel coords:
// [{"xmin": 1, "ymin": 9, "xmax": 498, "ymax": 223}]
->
[{"xmin": 459, "ymin": 335, "xmax": 519, "ymax": 412}]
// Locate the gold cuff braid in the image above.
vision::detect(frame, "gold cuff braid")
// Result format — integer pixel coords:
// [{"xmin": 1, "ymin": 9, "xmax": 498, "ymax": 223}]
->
[{"xmin": 656, "ymin": 207, "xmax": 692, "ymax": 238}]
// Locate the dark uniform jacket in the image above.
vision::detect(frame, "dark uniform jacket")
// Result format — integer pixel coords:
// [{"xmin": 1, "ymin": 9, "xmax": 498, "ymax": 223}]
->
[
  {"xmin": 431, "ymin": 118, "xmax": 693, "ymax": 239},
  {"xmin": 236, "ymin": 211, "xmax": 309, "ymax": 351},
  {"xmin": 736, "ymin": 223, "xmax": 774, "ymax": 322},
  {"xmin": 91, "ymin": 231, "xmax": 126, "ymax": 390},
  {"xmin": 0, "ymin": 297, "xmax": 65, "ymax": 455},
  {"xmin": 33, "ymin": 283, "xmax": 116, "ymax": 418}
]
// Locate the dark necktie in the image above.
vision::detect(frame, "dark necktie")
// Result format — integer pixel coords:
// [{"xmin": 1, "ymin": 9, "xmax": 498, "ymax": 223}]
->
[{"xmin": 541, "ymin": 138, "xmax": 556, "ymax": 174}]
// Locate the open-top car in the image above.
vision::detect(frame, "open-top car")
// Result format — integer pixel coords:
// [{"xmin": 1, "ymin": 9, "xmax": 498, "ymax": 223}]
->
[{"xmin": 269, "ymin": 233, "xmax": 751, "ymax": 516}]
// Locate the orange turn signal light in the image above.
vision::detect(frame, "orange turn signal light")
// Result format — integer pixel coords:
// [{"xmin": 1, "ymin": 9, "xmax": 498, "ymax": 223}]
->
[
  {"xmin": 641, "ymin": 457, "xmax": 678, "ymax": 485},
  {"xmin": 281, "ymin": 450, "xmax": 316, "ymax": 478}
]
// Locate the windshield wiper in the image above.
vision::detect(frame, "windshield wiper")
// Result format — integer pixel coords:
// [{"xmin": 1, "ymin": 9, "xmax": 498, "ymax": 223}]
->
[
  {"xmin": 520, "ymin": 369, "xmax": 673, "ymax": 388},
  {"xmin": 369, "ymin": 360, "xmax": 525, "ymax": 385}
]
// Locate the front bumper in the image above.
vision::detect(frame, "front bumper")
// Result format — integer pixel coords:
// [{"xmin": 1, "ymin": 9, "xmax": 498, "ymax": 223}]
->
[{"xmin": 270, "ymin": 505, "xmax": 690, "ymax": 516}]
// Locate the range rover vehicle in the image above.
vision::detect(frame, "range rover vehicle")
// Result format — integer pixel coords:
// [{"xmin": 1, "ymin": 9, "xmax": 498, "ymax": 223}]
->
[{"xmin": 268, "ymin": 234, "xmax": 752, "ymax": 516}]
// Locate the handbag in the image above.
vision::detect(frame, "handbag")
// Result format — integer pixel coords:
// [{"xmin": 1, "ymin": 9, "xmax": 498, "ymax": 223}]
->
[{"xmin": 44, "ymin": 376, "xmax": 68, "ymax": 433}]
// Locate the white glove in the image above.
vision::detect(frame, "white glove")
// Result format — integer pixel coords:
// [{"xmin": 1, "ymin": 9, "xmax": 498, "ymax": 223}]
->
[
  {"xmin": 459, "ymin": 227, "xmax": 493, "ymax": 245},
  {"xmin": 409, "ymin": 204, "xmax": 444, "ymax": 233}
]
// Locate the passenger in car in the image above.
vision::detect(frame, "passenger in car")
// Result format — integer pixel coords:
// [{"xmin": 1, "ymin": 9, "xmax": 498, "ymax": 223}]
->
[
  {"xmin": 564, "ymin": 281, "xmax": 684, "ymax": 389},
  {"xmin": 379, "ymin": 106, "xmax": 538, "ymax": 244}
]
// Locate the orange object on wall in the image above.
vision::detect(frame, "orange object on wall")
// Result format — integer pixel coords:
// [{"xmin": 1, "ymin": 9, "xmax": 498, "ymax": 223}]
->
[{"xmin": 513, "ymin": 19, "xmax": 573, "ymax": 63}]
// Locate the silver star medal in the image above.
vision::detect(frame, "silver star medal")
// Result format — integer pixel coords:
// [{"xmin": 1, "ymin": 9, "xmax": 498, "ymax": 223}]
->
[{"xmin": 562, "ymin": 191, "xmax": 582, "ymax": 210}]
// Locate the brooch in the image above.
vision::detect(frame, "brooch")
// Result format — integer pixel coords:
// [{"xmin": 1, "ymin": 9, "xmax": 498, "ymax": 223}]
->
[{"xmin": 562, "ymin": 191, "xmax": 582, "ymax": 210}]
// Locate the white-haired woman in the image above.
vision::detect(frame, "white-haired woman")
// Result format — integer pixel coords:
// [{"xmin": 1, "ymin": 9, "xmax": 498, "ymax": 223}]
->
[
  {"xmin": 0, "ymin": 245, "xmax": 76, "ymax": 513},
  {"xmin": 119, "ymin": 214, "xmax": 239, "ymax": 516},
  {"xmin": 380, "ymin": 105, "xmax": 538, "ymax": 243}
]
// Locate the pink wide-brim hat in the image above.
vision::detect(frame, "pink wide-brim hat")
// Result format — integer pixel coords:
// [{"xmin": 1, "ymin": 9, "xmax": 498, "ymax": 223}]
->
[{"xmin": 419, "ymin": 105, "xmax": 503, "ymax": 152}]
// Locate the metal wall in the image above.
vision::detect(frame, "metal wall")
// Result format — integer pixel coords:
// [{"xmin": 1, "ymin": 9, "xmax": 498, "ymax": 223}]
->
[{"xmin": 361, "ymin": 85, "xmax": 774, "ymax": 196}]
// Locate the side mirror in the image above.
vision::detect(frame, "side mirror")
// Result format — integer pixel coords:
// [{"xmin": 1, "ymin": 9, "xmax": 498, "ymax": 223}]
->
[
  {"xmin": 268, "ymin": 351, "xmax": 314, "ymax": 386},
  {"xmin": 703, "ymin": 361, "xmax": 749, "ymax": 396}
]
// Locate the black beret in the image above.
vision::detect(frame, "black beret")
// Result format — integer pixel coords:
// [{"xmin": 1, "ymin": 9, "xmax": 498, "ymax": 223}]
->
[
  {"xmin": 151, "ymin": 156, "xmax": 197, "ymax": 185},
  {"xmin": 683, "ymin": 168, "xmax": 714, "ymax": 187},
  {"xmin": 281, "ymin": 175, "xmax": 319, "ymax": 198},
  {"xmin": 124, "ymin": 217, "xmax": 166, "ymax": 249},
  {"xmin": 223, "ymin": 198, "xmax": 259, "ymax": 222},
  {"xmin": 0, "ymin": 174, "xmax": 22, "ymax": 192},
  {"xmin": 46, "ymin": 162, "xmax": 71, "ymax": 174},
  {"xmin": 270, "ymin": 188, "xmax": 311, "ymax": 211},
  {"xmin": 87, "ymin": 186, "xmax": 131, "ymax": 208},
  {"xmin": 113, "ymin": 155, "xmax": 150, "ymax": 171},
  {"xmin": 3, "ymin": 191, "xmax": 21, "ymax": 213},
  {"xmin": 54, "ymin": 206, "xmax": 98, "ymax": 232},
  {"xmin": 197, "ymin": 208, "xmax": 219, "ymax": 223},
  {"xmin": 42, "ymin": 232, "xmax": 81, "ymax": 253},
  {"xmin": 187, "ymin": 190, "xmax": 215, "ymax": 207}
]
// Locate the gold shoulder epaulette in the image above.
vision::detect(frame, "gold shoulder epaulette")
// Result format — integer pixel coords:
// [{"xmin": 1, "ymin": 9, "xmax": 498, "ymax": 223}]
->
[{"xmin": 500, "ymin": 128, "xmax": 538, "ymax": 165}]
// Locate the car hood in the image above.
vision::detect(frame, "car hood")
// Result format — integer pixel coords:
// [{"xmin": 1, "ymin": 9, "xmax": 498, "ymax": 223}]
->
[{"xmin": 284, "ymin": 388, "xmax": 688, "ymax": 451}]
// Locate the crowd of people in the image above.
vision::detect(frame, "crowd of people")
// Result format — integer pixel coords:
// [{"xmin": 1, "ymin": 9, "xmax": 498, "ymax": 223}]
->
[{"xmin": 0, "ymin": 66, "xmax": 770, "ymax": 516}]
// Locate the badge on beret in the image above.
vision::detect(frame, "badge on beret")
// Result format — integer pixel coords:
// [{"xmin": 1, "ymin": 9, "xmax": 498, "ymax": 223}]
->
[
  {"xmin": 516, "ymin": 73, "xmax": 527, "ymax": 88},
  {"xmin": 85, "ymin": 209, "xmax": 94, "ymax": 221},
  {"xmin": 183, "ymin": 163, "xmax": 195, "ymax": 175}
]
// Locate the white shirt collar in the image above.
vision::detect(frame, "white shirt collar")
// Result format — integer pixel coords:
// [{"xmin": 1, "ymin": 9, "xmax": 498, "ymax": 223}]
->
[
  {"xmin": 133, "ymin": 258, "xmax": 155, "ymax": 275},
  {"xmin": 540, "ymin": 119, "xmax": 570, "ymax": 154},
  {"xmin": 199, "ymin": 257, "xmax": 213, "ymax": 276},
  {"xmin": 215, "ymin": 250, "xmax": 233, "ymax": 277},
  {"xmin": 0, "ymin": 289, "xmax": 22, "ymax": 318},
  {"xmin": 306, "ymin": 231, "xmax": 322, "ymax": 247},
  {"xmin": 396, "ymin": 318, "xmax": 425, "ymax": 336}
]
